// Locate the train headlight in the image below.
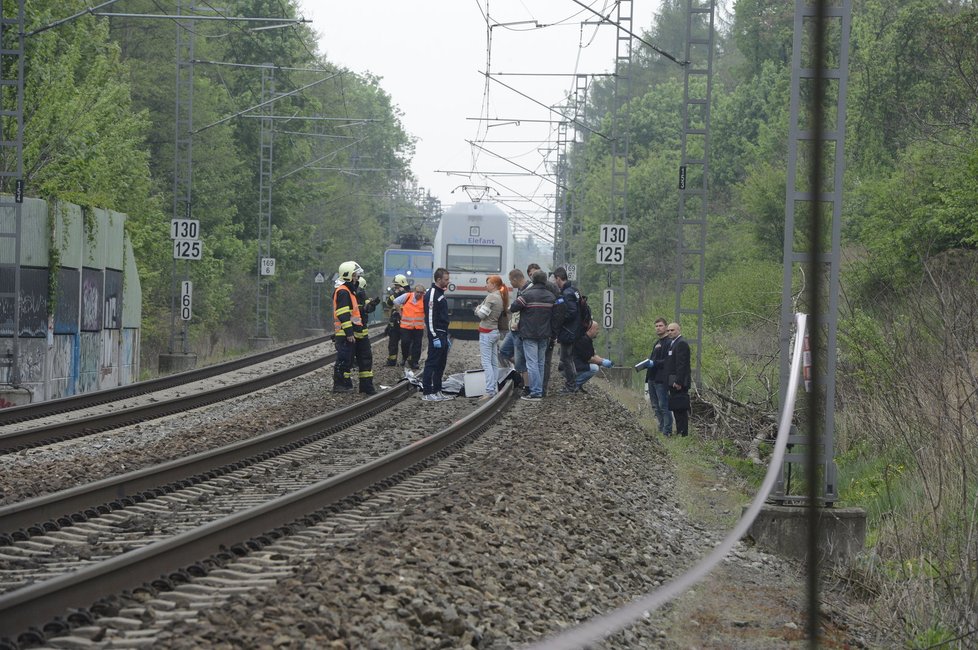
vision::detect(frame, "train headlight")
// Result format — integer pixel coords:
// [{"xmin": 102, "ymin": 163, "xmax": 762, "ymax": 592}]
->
[{"xmin": 448, "ymin": 283, "xmax": 456, "ymax": 291}]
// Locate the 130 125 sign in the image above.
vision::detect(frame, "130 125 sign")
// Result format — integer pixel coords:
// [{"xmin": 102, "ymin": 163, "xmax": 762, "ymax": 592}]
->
[{"xmin": 173, "ymin": 239, "xmax": 202, "ymax": 260}]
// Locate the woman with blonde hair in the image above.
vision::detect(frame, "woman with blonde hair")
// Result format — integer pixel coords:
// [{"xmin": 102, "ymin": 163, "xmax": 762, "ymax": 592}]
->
[{"xmin": 474, "ymin": 274, "xmax": 508, "ymax": 398}]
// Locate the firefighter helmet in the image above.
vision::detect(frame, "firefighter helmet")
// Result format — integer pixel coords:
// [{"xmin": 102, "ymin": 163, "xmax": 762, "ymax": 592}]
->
[
  {"xmin": 338, "ymin": 260, "xmax": 363, "ymax": 282},
  {"xmin": 393, "ymin": 274, "xmax": 409, "ymax": 287}
]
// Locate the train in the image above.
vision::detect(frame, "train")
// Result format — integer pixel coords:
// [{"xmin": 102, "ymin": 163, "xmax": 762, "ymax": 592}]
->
[
  {"xmin": 432, "ymin": 200, "xmax": 516, "ymax": 339},
  {"xmin": 382, "ymin": 233, "xmax": 433, "ymax": 292}
]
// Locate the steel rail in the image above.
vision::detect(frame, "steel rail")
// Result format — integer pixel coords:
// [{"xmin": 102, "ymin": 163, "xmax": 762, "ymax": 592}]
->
[
  {"xmin": 0, "ymin": 381, "xmax": 414, "ymax": 536},
  {"xmin": 0, "ymin": 334, "xmax": 332, "ymax": 427},
  {"xmin": 0, "ymin": 328, "xmax": 384, "ymax": 454},
  {"xmin": 0, "ymin": 381, "xmax": 518, "ymax": 642}
]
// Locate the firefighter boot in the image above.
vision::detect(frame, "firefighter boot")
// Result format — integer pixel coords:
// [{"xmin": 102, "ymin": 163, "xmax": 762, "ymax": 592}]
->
[
  {"xmin": 359, "ymin": 378, "xmax": 377, "ymax": 395},
  {"xmin": 385, "ymin": 354, "xmax": 397, "ymax": 367}
]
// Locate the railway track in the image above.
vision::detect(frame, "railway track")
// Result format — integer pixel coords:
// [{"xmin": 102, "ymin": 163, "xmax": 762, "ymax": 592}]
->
[
  {"xmin": 0, "ymin": 328, "xmax": 384, "ymax": 455},
  {"xmin": 0, "ymin": 377, "xmax": 519, "ymax": 647}
]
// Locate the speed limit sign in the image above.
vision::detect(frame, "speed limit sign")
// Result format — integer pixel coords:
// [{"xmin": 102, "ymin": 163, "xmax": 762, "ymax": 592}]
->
[
  {"xmin": 180, "ymin": 281, "xmax": 192, "ymax": 321},
  {"xmin": 602, "ymin": 288, "xmax": 613, "ymax": 329}
]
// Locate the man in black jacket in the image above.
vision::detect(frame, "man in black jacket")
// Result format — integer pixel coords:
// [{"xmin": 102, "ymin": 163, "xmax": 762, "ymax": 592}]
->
[
  {"xmin": 551, "ymin": 266, "xmax": 581, "ymax": 394},
  {"xmin": 646, "ymin": 317, "xmax": 673, "ymax": 435},
  {"xmin": 421, "ymin": 268, "xmax": 452, "ymax": 401},
  {"xmin": 663, "ymin": 322, "xmax": 692, "ymax": 436}
]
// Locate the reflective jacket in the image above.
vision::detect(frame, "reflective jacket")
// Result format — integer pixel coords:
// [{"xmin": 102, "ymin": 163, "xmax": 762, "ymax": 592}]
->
[
  {"xmin": 333, "ymin": 283, "xmax": 362, "ymax": 337},
  {"xmin": 399, "ymin": 292, "xmax": 425, "ymax": 330}
]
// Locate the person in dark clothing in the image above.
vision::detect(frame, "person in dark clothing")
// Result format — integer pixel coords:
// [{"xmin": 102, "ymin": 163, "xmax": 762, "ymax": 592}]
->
[
  {"xmin": 551, "ymin": 266, "xmax": 582, "ymax": 394},
  {"xmin": 510, "ymin": 270, "xmax": 555, "ymax": 401},
  {"xmin": 526, "ymin": 263, "xmax": 559, "ymax": 396},
  {"xmin": 572, "ymin": 320, "xmax": 612, "ymax": 391},
  {"xmin": 645, "ymin": 317, "xmax": 673, "ymax": 435},
  {"xmin": 663, "ymin": 322, "xmax": 692, "ymax": 436},
  {"xmin": 421, "ymin": 267, "xmax": 453, "ymax": 401},
  {"xmin": 383, "ymin": 274, "xmax": 411, "ymax": 366},
  {"xmin": 355, "ymin": 277, "xmax": 381, "ymax": 326}
]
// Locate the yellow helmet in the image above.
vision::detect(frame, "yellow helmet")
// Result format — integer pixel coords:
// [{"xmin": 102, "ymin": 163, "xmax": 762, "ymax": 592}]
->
[
  {"xmin": 393, "ymin": 274, "xmax": 409, "ymax": 287},
  {"xmin": 358, "ymin": 277, "xmax": 367, "ymax": 289},
  {"xmin": 338, "ymin": 260, "xmax": 363, "ymax": 282}
]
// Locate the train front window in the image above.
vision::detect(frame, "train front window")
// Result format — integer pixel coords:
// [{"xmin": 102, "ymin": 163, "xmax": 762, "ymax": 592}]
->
[
  {"xmin": 385, "ymin": 252, "xmax": 410, "ymax": 268},
  {"xmin": 446, "ymin": 245, "xmax": 502, "ymax": 273}
]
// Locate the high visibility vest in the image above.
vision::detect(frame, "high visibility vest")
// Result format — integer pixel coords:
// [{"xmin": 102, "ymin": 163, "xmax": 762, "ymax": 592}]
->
[
  {"xmin": 399, "ymin": 293, "xmax": 425, "ymax": 330},
  {"xmin": 333, "ymin": 284, "xmax": 362, "ymax": 335}
]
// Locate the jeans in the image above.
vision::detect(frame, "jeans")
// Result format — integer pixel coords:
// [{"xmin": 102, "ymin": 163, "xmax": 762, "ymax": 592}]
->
[
  {"xmin": 479, "ymin": 329, "xmax": 500, "ymax": 395},
  {"xmin": 575, "ymin": 363, "xmax": 598, "ymax": 389},
  {"xmin": 500, "ymin": 331, "xmax": 526, "ymax": 372},
  {"xmin": 522, "ymin": 337, "xmax": 547, "ymax": 397},
  {"xmin": 649, "ymin": 381, "xmax": 672, "ymax": 434}
]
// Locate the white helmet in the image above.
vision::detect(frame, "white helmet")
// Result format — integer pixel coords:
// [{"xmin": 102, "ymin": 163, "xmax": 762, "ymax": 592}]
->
[
  {"xmin": 393, "ymin": 274, "xmax": 409, "ymax": 287},
  {"xmin": 338, "ymin": 260, "xmax": 363, "ymax": 282},
  {"xmin": 358, "ymin": 277, "xmax": 367, "ymax": 289}
]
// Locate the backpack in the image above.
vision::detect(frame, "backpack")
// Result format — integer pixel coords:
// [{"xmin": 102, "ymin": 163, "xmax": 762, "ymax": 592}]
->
[{"xmin": 578, "ymin": 293, "xmax": 593, "ymax": 332}]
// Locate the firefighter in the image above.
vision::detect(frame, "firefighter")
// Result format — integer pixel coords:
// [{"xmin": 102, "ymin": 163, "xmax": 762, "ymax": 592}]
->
[
  {"xmin": 332, "ymin": 261, "xmax": 375, "ymax": 394},
  {"xmin": 383, "ymin": 274, "xmax": 411, "ymax": 366},
  {"xmin": 356, "ymin": 276, "xmax": 381, "ymax": 326}
]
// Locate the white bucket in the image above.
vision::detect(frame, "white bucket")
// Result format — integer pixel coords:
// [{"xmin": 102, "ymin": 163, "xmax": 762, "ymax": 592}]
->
[{"xmin": 463, "ymin": 369, "xmax": 486, "ymax": 397}]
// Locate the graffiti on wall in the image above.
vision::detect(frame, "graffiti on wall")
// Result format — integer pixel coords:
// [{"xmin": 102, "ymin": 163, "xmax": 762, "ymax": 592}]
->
[
  {"xmin": 54, "ymin": 268, "xmax": 80, "ymax": 334},
  {"xmin": 81, "ymin": 268, "xmax": 103, "ymax": 332},
  {"xmin": 78, "ymin": 332, "xmax": 100, "ymax": 393},
  {"xmin": 103, "ymin": 269, "xmax": 123, "ymax": 330},
  {"xmin": 0, "ymin": 267, "xmax": 49, "ymax": 337},
  {"xmin": 49, "ymin": 334, "xmax": 77, "ymax": 398}
]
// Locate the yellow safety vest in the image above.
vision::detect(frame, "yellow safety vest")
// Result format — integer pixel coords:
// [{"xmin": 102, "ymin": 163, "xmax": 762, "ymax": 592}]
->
[{"xmin": 333, "ymin": 284, "xmax": 363, "ymax": 335}]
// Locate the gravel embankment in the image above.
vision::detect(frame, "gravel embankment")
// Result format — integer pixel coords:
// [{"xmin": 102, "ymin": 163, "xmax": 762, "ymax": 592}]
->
[{"xmin": 5, "ymin": 339, "xmax": 885, "ymax": 648}]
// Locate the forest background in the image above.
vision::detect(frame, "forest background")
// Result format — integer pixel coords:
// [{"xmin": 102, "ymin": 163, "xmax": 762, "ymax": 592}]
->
[{"xmin": 1, "ymin": 0, "xmax": 976, "ymax": 645}]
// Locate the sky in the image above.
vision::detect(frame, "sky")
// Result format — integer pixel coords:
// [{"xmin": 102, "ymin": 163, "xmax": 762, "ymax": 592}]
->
[{"xmin": 300, "ymin": 1, "xmax": 663, "ymax": 239}]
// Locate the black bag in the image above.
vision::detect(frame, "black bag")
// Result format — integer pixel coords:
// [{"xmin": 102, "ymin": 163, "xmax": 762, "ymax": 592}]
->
[
  {"xmin": 668, "ymin": 389, "xmax": 690, "ymax": 411},
  {"xmin": 578, "ymin": 294, "xmax": 593, "ymax": 331}
]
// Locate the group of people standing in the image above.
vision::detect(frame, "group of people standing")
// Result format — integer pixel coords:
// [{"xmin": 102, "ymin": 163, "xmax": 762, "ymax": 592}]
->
[
  {"xmin": 335, "ymin": 259, "xmax": 691, "ymax": 435},
  {"xmin": 643, "ymin": 318, "xmax": 692, "ymax": 437},
  {"xmin": 480, "ymin": 263, "xmax": 610, "ymax": 401}
]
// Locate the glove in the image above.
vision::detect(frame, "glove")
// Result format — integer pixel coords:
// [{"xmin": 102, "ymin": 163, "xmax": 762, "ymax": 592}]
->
[
  {"xmin": 601, "ymin": 358, "xmax": 613, "ymax": 368},
  {"xmin": 432, "ymin": 337, "xmax": 442, "ymax": 349}
]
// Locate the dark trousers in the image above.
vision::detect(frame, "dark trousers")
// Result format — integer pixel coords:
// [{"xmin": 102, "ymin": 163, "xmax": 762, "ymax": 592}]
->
[
  {"xmin": 422, "ymin": 334, "xmax": 448, "ymax": 394},
  {"xmin": 333, "ymin": 336, "xmax": 354, "ymax": 387},
  {"xmin": 558, "ymin": 341, "xmax": 576, "ymax": 389},
  {"xmin": 386, "ymin": 324, "xmax": 401, "ymax": 362},
  {"xmin": 672, "ymin": 408, "xmax": 690, "ymax": 436},
  {"xmin": 400, "ymin": 328, "xmax": 423, "ymax": 368}
]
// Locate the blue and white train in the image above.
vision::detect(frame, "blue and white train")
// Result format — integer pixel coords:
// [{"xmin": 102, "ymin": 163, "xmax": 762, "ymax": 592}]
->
[{"xmin": 432, "ymin": 200, "xmax": 515, "ymax": 339}]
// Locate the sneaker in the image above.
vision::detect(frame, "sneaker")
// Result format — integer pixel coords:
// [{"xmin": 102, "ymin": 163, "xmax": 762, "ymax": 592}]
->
[
  {"xmin": 577, "ymin": 386, "xmax": 587, "ymax": 394},
  {"xmin": 520, "ymin": 394, "xmax": 542, "ymax": 402},
  {"xmin": 558, "ymin": 386, "xmax": 578, "ymax": 395},
  {"xmin": 421, "ymin": 393, "xmax": 440, "ymax": 401},
  {"xmin": 436, "ymin": 391, "xmax": 455, "ymax": 400},
  {"xmin": 520, "ymin": 386, "xmax": 531, "ymax": 397}
]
